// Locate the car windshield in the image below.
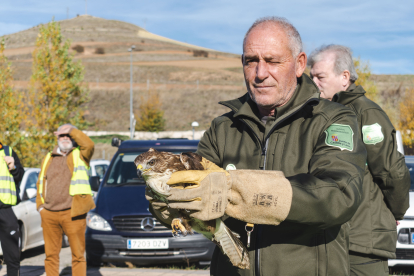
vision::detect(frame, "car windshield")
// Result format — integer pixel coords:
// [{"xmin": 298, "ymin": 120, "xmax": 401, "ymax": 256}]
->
[
  {"xmin": 25, "ymin": 171, "xmax": 39, "ymax": 190},
  {"xmin": 105, "ymin": 151, "xmax": 184, "ymax": 186},
  {"xmin": 406, "ymin": 161, "xmax": 414, "ymax": 191},
  {"xmin": 106, "ymin": 153, "xmax": 144, "ymax": 185}
]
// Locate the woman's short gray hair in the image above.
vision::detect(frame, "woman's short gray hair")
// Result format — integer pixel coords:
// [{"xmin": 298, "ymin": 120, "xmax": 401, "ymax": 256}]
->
[
  {"xmin": 243, "ymin": 16, "xmax": 303, "ymax": 57},
  {"xmin": 308, "ymin": 44, "xmax": 358, "ymax": 82}
]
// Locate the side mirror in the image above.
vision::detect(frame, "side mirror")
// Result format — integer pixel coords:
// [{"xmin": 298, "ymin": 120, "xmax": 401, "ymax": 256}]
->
[
  {"xmin": 89, "ymin": 176, "xmax": 101, "ymax": 192},
  {"xmin": 25, "ymin": 188, "xmax": 37, "ymax": 199},
  {"xmin": 111, "ymin": 137, "xmax": 123, "ymax": 147}
]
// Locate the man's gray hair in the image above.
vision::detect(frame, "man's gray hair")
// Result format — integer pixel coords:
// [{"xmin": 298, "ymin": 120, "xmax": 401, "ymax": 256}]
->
[
  {"xmin": 308, "ymin": 44, "xmax": 358, "ymax": 82},
  {"xmin": 57, "ymin": 123, "xmax": 78, "ymax": 131},
  {"xmin": 243, "ymin": 16, "xmax": 303, "ymax": 57}
]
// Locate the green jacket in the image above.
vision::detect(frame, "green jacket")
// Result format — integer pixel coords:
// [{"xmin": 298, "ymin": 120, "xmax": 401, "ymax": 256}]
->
[
  {"xmin": 197, "ymin": 74, "xmax": 367, "ymax": 276},
  {"xmin": 332, "ymin": 84, "xmax": 410, "ymax": 259}
]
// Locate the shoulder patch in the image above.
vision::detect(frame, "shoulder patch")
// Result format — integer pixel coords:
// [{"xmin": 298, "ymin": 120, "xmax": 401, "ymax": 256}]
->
[
  {"xmin": 362, "ymin": 123, "xmax": 384, "ymax": 145},
  {"xmin": 226, "ymin": 164, "xmax": 236, "ymax": 170},
  {"xmin": 324, "ymin": 124, "xmax": 354, "ymax": 151}
]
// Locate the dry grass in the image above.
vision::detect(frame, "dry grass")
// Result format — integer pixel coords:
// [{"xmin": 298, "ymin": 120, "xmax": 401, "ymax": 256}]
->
[
  {"xmin": 93, "ymin": 143, "xmax": 118, "ymax": 160},
  {"xmin": 85, "ymin": 86, "xmax": 245, "ymax": 131}
]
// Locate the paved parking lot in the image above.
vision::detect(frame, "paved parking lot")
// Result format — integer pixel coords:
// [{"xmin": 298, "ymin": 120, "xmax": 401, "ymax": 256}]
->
[
  {"xmin": 0, "ymin": 247, "xmax": 209, "ymax": 276},
  {"xmin": 0, "ymin": 266, "xmax": 209, "ymax": 276}
]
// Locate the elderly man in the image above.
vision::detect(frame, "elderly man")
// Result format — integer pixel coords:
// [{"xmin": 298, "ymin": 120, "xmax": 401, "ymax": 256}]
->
[
  {"xmin": 148, "ymin": 17, "xmax": 367, "ymax": 275},
  {"xmin": 0, "ymin": 142, "xmax": 24, "ymax": 276},
  {"xmin": 36, "ymin": 124, "xmax": 95, "ymax": 276},
  {"xmin": 309, "ymin": 44, "xmax": 410, "ymax": 276}
]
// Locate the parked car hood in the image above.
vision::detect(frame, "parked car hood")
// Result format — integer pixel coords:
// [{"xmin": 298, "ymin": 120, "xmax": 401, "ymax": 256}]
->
[{"xmin": 95, "ymin": 184, "xmax": 150, "ymax": 220}]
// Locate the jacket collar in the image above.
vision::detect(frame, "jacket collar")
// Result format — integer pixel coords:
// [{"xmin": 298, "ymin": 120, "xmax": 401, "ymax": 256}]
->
[
  {"xmin": 219, "ymin": 74, "xmax": 320, "ymax": 129},
  {"xmin": 51, "ymin": 146, "xmax": 74, "ymax": 156},
  {"xmin": 332, "ymin": 83, "xmax": 365, "ymax": 105}
]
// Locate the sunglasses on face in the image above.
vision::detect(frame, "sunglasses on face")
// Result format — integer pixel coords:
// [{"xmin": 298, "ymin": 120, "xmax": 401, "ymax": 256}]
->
[{"xmin": 58, "ymin": 134, "xmax": 71, "ymax": 138}]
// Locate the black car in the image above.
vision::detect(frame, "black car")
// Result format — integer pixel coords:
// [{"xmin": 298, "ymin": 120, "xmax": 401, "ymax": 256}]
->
[{"xmin": 85, "ymin": 139, "xmax": 215, "ymax": 266}]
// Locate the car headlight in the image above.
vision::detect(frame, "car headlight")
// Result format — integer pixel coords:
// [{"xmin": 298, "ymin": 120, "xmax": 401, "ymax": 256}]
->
[
  {"xmin": 398, "ymin": 228, "xmax": 410, "ymax": 244},
  {"xmin": 87, "ymin": 212, "xmax": 112, "ymax": 231}
]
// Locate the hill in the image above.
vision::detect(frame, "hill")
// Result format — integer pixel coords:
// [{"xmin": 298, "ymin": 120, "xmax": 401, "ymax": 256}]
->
[{"xmin": 2, "ymin": 15, "xmax": 413, "ymax": 132}]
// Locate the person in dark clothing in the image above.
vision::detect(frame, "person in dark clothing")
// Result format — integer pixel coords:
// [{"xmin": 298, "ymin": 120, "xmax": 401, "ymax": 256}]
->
[
  {"xmin": 147, "ymin": 17, "xmax": 367, "ymax": 276},
  {"xmin": 309, "ymin": 44, "xmax": 411, "ymax": 276},
  {"xmin": 0, "ymin": 142, "xmax": 24, "ymax": 276}
]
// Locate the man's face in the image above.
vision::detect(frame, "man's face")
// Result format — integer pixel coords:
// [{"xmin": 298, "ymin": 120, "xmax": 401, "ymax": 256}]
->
[
  {"xmin": 310, "ymin": 52, "xmax": 346, "ymax": 100},
  {"xmin": 243, "ymin": 24, "xmax": 305, "ymax": 111},
  {"xmin": 57, "ymin": 134, "xmax": 73, "ymax": 151}
]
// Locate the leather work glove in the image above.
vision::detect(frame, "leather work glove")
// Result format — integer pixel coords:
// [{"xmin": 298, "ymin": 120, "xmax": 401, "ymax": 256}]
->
[
  {"xmin": 145, "ymin": 158, "xmax": 225, "ymax": 227},
  {"xmin": 166, "ymin": 170, "xmax": 293, "ymax": 226},
  {"xmin": 200, "ymin": 157, "xmax": 223, "ymax": 170}
]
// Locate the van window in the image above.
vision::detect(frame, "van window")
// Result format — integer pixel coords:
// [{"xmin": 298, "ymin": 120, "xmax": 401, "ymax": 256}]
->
[
  {"xmin": 95, "ymin": 164, "xmax": 108, "ymax": 179},
  {"xmin": 106, "ymin": 153, "xmax": 146, "ymax": 185},
  {"xmin": 406, "ymin": 161, "xmax": 414, "ymax": 191}
]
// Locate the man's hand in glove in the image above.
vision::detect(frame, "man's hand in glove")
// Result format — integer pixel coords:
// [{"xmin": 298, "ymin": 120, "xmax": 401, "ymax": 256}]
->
[{"xmin": 166, "ymin": 169, "xmax": 293, "ymax": 226}]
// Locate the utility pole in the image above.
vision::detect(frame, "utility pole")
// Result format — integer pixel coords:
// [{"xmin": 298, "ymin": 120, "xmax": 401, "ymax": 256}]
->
[{"xmin": 129, "ymin": 45, "xmax": 136, "ymax": 139}]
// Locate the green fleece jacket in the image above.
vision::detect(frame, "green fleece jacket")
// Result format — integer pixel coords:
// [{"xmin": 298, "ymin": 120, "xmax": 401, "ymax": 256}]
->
[
  {"xmin": 333, "ymin": 84, "xmax": 410, "ymax": 259},
  {"xmin": 197, "ymin": 74, "xmax": 367, "ymax": 276}
]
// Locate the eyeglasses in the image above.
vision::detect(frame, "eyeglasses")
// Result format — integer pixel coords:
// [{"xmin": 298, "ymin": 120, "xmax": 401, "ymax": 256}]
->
[{"xmin": 58, "ymin": 134, "xmax": 71, "ymax": 138}]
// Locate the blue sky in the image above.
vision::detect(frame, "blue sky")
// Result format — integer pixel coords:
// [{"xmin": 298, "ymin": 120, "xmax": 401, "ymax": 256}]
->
[{"xmin": 1, "ymin": 0, "xmax": 413, "ymax": 74}]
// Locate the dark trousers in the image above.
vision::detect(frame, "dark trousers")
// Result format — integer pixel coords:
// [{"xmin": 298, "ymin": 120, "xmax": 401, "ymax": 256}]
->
[{"xmin": 0, "ymin": 207, "xmax": 20, "ymax": 276}]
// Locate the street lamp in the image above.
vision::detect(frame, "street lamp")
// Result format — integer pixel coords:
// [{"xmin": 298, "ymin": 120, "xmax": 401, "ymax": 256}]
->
[
  {"xmin": 128, "ymin": 45, "xmax": 135, "ymax": 139},
  {"xmin": 191, "ymin": 121, "xmax": 199, "ymax": 140}
]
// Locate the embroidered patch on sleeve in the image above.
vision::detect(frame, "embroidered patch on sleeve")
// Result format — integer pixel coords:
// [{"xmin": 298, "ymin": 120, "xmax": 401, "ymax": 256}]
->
[
  {"xmin": 362, "ymin": 123, "xmax": 384, "ymax": 145},
  {"xmin": 324, "ymin": 124, "xmax": 354, "ymax": 151}
]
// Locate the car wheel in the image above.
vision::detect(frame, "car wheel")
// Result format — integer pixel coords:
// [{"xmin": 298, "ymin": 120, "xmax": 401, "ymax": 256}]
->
[
  {"xmin": 62, "ymin": 234, "xmax": 70, "ymax": 248},
  {"xmin": 86, "ymin": 253, "xmax": 101, "ymax": 267}
]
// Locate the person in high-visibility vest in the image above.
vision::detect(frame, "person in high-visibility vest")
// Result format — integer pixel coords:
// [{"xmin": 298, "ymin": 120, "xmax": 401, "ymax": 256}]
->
[
  {"xmin": 36, "ymin": 124, "xmax": 95, "ymax": 276},
  {"xmin": 0, "ymin": 142, "xmax": 24, "ymax": 276}
]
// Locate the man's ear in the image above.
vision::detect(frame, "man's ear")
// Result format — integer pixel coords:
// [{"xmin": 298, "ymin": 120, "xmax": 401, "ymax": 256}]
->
[
  {"xmin": 342, "ymin": 70, "xmax": 351, "ymax": 87},
  {"xmin": 295, "ymin": 52, "xmax": 307, "ymax": 78},
  {"xmin": 180, "ymin": 152, "xmax": 204, "ymax": 170}
]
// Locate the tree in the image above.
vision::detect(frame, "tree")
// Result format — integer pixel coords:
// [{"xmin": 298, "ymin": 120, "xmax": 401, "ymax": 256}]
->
[
  {"xmin": 135, "ymin": 90, "xmax": 165, "ymax": 132},
  {"xmin": 0, "ymin": 40, "xmax": 28, "ymax": 162},
  {"xmin": 354, "ymin": 58, "xmax": 378, "ymax": 101},
  {"xmin": 399, "ymin": 88, "xmax": 414, "ymax": 151},
  {"xmin": 26, "ymin": 20, "xmax": 89, "ymax": 166}
]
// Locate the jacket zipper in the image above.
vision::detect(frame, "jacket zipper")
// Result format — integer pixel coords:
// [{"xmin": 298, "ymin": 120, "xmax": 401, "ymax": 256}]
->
[
  {"xmin": 252, "ymin": 98, "xmax": 319, "ymax": 276},
  {"xmin": 239, "ymin": 119, "xmax": 266, "ymax": 276}
]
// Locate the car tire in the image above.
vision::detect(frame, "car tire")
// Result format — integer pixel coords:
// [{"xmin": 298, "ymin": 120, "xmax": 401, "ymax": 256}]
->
[
  {"xmin": 86, "ymin": 254, "xmax": 101, "ymax": 267},
  {"xmin": 62, "ymin": 234, "xmax": 70, "ymax": 248}
]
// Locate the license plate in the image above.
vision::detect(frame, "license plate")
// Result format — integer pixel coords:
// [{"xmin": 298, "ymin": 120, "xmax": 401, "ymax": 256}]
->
[{"xmin": 127, "ymin": 239, "xmax": 169, "ymax": 249}]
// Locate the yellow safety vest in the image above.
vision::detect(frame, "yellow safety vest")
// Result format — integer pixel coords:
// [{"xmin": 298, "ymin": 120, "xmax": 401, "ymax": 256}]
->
[
  {"xmin": 39, "ymin": 147, "xmax": 92, "ymax": 204},
  {"xmin": 0, "ymin": 148, "xmax": 17, "ymax": 205}
]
